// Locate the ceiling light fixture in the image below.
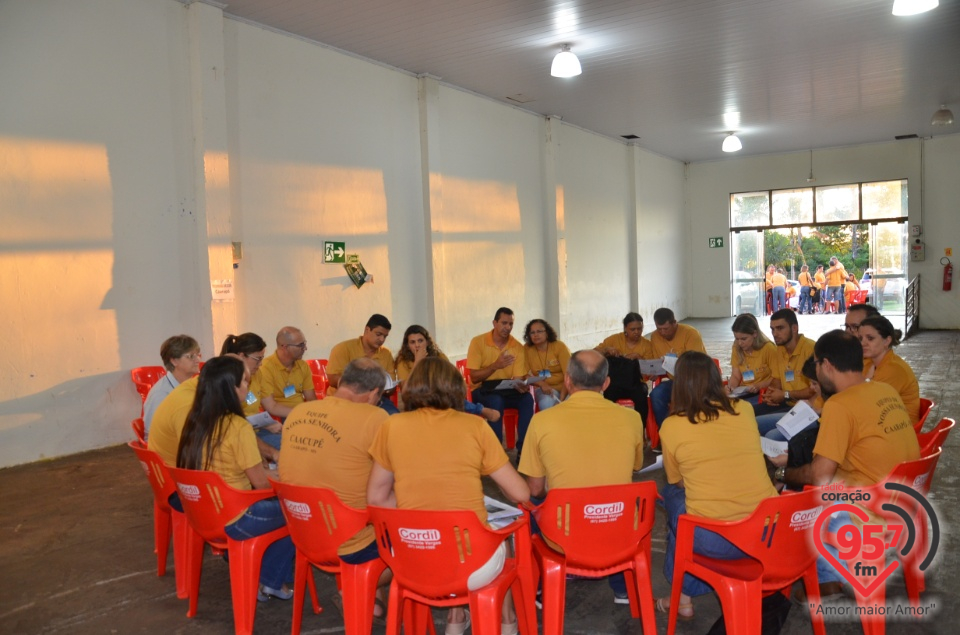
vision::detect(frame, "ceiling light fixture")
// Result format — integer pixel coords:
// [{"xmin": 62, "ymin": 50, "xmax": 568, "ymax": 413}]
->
[
  {"xmin": 550, "ymin": 45, "xmax": 582, "ymax": 78},
  {"xmin": 722, "ymin": 132, "xmax": 742, "ymax": 153},
  {"xmin": 931, "ymin": 105, "xmax": 954, "ymax": 126},
  {"xmin": 892, "ymin": 0, "xmax": 938, "ymax": 16}
]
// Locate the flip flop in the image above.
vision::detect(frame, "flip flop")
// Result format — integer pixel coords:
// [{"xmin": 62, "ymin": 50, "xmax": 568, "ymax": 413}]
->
[
  {"xmin": 655, "ymin": 597, "xmax": 694, "ymax": 621},
  {"xmin": 372, "ymin": 596, "xmax": 388, "ymax": 627}
]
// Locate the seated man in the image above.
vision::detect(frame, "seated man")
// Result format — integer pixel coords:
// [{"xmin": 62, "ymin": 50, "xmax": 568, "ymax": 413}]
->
[
  {"xmin": 258, "ymin": 327, "xmax": 317, "ymax": 448},
  {"xmin": 769, "ymin": 330, "xmax": 920, "ymax": 596},
  {"xmin": 142, "ymin": 335, "xmax": 200, "ymax": 436},
  {"xmin": 518, "ymin": 349, "xmax": 645, "ymax": 605},
  {"xmin": 467, "ymin": 307, "xmax": 534, "ymax": 456},
  {"xmin": 595, "ymin": 312, "xmax": 651, "ymax": 420},
  {"xmin": 279, "ymin": 358, "xmax": 391, "ymax": 619},
  {"xmin": 754, "ymin": 308, "xmax": 817, "ymax": 432},
  {"xmin": 327, "ymin": 314, "xmax": 398, "ymax": 414},
  {"xmin": 648, "ymin": 308, "xmax": 706, "ymax": 429}
]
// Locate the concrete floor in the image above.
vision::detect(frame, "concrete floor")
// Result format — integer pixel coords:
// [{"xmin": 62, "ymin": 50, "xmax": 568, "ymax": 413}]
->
[{"xmin": 0, "ymin": 315, "xmax": 955, "ymax": 634}]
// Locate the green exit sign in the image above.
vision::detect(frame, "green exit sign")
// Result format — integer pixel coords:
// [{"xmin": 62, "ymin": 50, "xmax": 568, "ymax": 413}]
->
[
  {"xmin": 323, "ymin": 241, "xmax": 345, "ymax": 263},
  {"xmin": 708, "ymin": 237, "xmax": 724, "ymax": 248}
]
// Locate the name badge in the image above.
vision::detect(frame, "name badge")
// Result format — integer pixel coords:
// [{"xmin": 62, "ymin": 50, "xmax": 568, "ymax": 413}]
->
[
  {"xmin": 785, "ymin": 370, "xmax": 795, "ymax": 383},
  {"xmin": 283, "ymin": 385, "xmax": 296, "ymax": 399},
  {"xmin": 538, "ymin": 369, "xmax": 552, "ymax": 379},
  {"xmin": 743, "ymin": 370, "xmax": 756, "ymax": 382},
  {"xmin": 246, "ymin": 391, "xmax": 258, "ymax": 405}
]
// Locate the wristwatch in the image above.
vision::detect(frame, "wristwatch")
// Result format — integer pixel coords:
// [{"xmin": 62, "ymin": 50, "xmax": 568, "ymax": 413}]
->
[
  {"xmin": 784, "ymin": 391, "xmax": 791, "ymax": 402},
  {"xmin": 775, "ymin": 466, "xmax": 787, "ymax": 482}
]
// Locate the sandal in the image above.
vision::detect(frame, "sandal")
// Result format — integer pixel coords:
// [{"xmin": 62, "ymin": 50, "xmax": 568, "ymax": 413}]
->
[
  {"xmin": 655, "ymin": 597, "xmax": 694, "ymax": 621},
  {"xmin": 372, "ymin": 596, "xmax": 388, "ymax": 627}
]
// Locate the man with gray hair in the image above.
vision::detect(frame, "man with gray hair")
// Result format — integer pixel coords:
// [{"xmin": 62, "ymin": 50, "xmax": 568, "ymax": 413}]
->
[{"xmin": 518, "ymin": 349, "xmax": 646, "ymax": 605}]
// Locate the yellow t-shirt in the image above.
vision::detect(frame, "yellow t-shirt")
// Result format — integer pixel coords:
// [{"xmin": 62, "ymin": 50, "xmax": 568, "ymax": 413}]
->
[
  {"xmin": 779, "ymin": 335, "xmax": 816, "ymax": 403},
  {"xmin": 518, "ymin": 391, "xmax": 644, "ymax": 488},
  {"xmin": 279, "ymin": 397, "xmax": 389, "ymax": 554},
  {"xmin": 203, "ymin": 414, "xmax": 264, "ymax": 491},
  {"xmin": 770, "ymin": 272, "xmax": 787, "ymax": 288},
  {"xmin": 327, "ymin": 337, "xmax": 395, "ymax": 396},
  {"xmin": 259, "ymin": 352, "xmax": 313, "ymax": 408},
  {"xmin": 798, "ymin": 271, "xmax": 814, "ymax": 287},
  {"xmin": 814, "ymin": 380, "xmax": 919, "ymax": 487},
  {"xmin": 814, "ymin": 272, "xmax": 826, "ymax": 288},
  {"xmin": 147, "ymin": 376, "xmax": 199, "ymax": 467},
  {"xmin": 650, "ymin": 324, "xmax": 706, "ymax": 359},
  {"xmin": 864, "ymin": 352, "xmax": 921, "ymax": 424},
  {"xmin": 826, "ymin": 265, "xmax": 847, "ymax": 287},
  {"xmin": 730, "ymin": 341, "xmax": 782, "ymax": 387},
  {"xmin": 368, "ymin": 408, "xmax": 509, "ymax": 524},
  {"xmin": 524, "ymin": 341, "xmax": 571, "ymax": 391},
  {"xmin": 395, "ymin": 351, "xmax": 450, "ymax": 383},
  {"xmin": 597, "ymin": 333, "xmax": 653, "ymax": 359},
  {"xmin": 466, "ymin": 332, "xmax": 529, "ymax": 388},
  {"xmin": 661, "ymin": 400, "xmax": 777, "ymax": 520}
]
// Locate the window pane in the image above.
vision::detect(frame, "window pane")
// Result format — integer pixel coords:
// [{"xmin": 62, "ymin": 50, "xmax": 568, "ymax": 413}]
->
[
  {"xmin": 771, "ymin": 188, "xmax": 813, "ymax": 225},
  {"xmin": 863, "ymin": 180, "xmax": 907, "ymax": 219},
  {"xmin": 815, "ymin": 184, "xmax": 859, "ymax": 222},
  {"xmin": 731, "ymin": 192, "xmax": 769, "ymax": 227}
]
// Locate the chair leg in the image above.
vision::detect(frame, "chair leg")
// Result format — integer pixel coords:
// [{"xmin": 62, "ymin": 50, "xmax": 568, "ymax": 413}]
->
[
  {"xmin": 537, "ymin": 554, "xmax": 568, "ymax": 635},
  {"xmin": 803, "ymin": 569, "xmax": 826, "ymax": 635},
  {"xmin": 666, "ymin": 562, "xmax": 685, "ymax": 635},
  {"xmin": 171, "ymin": 511, "xmax": 190, "ymax": 599},
  {"xmin": 341, "ymin": 559, "xmax": 387, "ymax": 635},
  {"xmin": 292, "ymin": 552, "xmax": 310, "ymax": 635},
  {"xmin": 469, "ymin": 584, "xmax": 506, "ymax": 635},
  {"xmin": 629, "ymin": 555, "xmax": 657, "ymax": 635},
  {"xmin": 228, "ymin": 537, "xmax": 267, "ymax": 635},
  {"xmin": 184, "ymin": 527, "xmax": 206, "ymax": 618},
  {"xmin": 153, "ymin": 501, "xmax": 172, "ymax": 577}
]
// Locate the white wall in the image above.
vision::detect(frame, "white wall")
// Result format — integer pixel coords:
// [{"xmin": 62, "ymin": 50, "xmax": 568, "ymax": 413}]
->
[
  {"xmin": 0, "ymin": 0, "xmax": 721, "ymax": 468},
  {"xmin": 684, "ymin": 140, "xmax": 926, "ymax": 318}
]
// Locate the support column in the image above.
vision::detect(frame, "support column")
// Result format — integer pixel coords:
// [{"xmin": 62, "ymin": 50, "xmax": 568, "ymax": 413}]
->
[
  {"xmin": 542, "ymin": 116, "xmax": 565, "ymax": 331},
  {"xmin": 627, "ymin": 143, "xmax": 642, "ymax": 310},
  {"xmin": 417, "ymin": 75, "xmax": 442, "ymax": 335}
]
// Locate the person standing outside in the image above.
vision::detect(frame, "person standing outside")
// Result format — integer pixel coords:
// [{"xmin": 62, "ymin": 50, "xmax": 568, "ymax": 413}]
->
[
  {"xmin": 770, "ymin": 267, "xmax": 788, "ymax": 312},
  {"xmin": 797, "ymin": 265, "xmax": 815, "ymax": 315},
  {"xmin": 814, "ymin": 265, "xmax": 826, "ymax": 312},
  {"xmin": 824, "ymin": 257, "xmax": 847, "ymax": 314}
]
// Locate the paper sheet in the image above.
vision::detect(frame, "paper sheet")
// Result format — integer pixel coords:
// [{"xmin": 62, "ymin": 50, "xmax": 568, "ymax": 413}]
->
[
  {"xmin": 775, "ymin": 401, "xmax": 819, "ymax": 440},
  {"xmin": 246, "ymin": 411, "xmax": 276, "ymax": 429},
  {"xmin": 761, "ymin": 437, "xmax": 789, "ymax": 458},
  {"xmin": 638, "ymin": 358, "xmax": 665, "ymax": 376},
  {"xmin": 637, "ymin": 455, "xmax": 664, "ymax": 474}
]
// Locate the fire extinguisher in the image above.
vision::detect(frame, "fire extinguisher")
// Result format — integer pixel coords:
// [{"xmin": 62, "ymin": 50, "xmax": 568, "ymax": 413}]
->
[{"xmin": 944, "ymin": 257, "xmax": 954, "ymax": 291}]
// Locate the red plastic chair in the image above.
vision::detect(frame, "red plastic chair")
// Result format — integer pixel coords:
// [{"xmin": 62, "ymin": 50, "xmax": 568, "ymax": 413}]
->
[
  {"xmin": 131, "ymin": 366, "xmax": 167, "ymax": 416},
  {"xmin": 914, "ymin": 397, "xmax": 935, "ymax": 432},
  {"xmin": 455, "ymin": 359, "xmax": 474, "ymax": 403},
  {"xmin": 525, "ymin": 482, "xmax": 658, "ymax": 635},
  {"xmin": 368, "ymin": 506, "xmax": 537, "ymax": 635},
  {"xmin": 668, "ymin": 488, "xmax": 827, "ymax": 635},
  {"xmin": 850, "ymin": 289, "xmax": 869, "ymax": 304},
  {"xmin": 917, "ymin": 417, "xmax": 954, "ymax": 455},
  {"xmin": 127, "ymin": 441, "xmax": 191, "ymax": 598},
  {"xmin": 168, "ymin": 467, "xmax": 290, "ymax": 635},
  {"xmin": 132, "ymin": 418, "xmax": 146, "ymax": 444},
  {"xmin": 270, "ymin": 479, "xmax": 388, "ymax": 635},
  {"xmin": 456, "ymin": 359, "xmax": 521, "ymax": 449},
  {"xmin": 305, "ymin": 359, "xmax": 329, "ymax": 399}
]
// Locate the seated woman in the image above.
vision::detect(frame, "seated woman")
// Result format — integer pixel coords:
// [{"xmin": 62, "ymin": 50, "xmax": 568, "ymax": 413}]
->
[
  {"xmin": 368, "ymin": 357, "xmax": 530, "ymax": 635},
  {"xmin": 143, "ymin": 334, "xmax": 201, "ymax": 437},
  {"xmin": 859, "ymin": 314, "xmax": 920, "ymax": 424},
  {"xmin": 177, "ymin": 356, "xmax": 295, "ymax": 602},
  {"xmin": 725, "ymin": 313, "xmax": 782, "ymax": 407},
  {"xmin": 220, "ymin": 332, "xmax": 283, "ymax": 455},
  {"xmin": 523, "ymin": 319, "xmax": 571, "ymax": 411},
  {"xmin": 658, "ymin": 351, "xmax": 778, "ymax": 619},
  {"xmin": 394, "ymin": 325, "xmax": 500, "ymax": 423}
]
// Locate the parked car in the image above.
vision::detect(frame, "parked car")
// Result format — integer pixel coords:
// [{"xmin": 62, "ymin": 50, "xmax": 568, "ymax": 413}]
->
[
  {"xmin": 734, "ymin": 271, "xmax": 762, "ymax": 315},
  {"xmin": 860, "ymin": 269, "xmax": 906, "ymax": 307}
]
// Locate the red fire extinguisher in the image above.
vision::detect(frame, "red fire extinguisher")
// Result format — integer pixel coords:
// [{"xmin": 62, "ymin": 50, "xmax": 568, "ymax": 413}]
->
[{"xmin": 944, "ymin": 257, "xmax": 954, "ymax": 291}]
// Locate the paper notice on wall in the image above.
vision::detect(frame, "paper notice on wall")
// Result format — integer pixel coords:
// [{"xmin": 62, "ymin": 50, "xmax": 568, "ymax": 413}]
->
[{"xmin": 211, "ymin": 279, "xmax": 235, "ymax": 302}]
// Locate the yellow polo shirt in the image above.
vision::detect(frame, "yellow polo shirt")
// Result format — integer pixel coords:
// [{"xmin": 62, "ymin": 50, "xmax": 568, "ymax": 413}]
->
[
  {"xmin": 864, "ymin": 351, "xmax": 920, "ymax": 424},
  {"xmin": 730, "ymin": 341, "xmax": 782, "ymax": 387},
  {"xmin": 258, "ymin": 352, "xmax": 313, "ymax": 408},
  {"xmin": 597, "ymin": 333, "xmax": 652, "ymax": 359},
  {"xmin": 524, "ymin": 341, "xmax": 571, "ymax": 391},
  {"xmin": 650, "ymin": 324, "xmax": 706, "ymax": 359},
  {"xmin": 466, "ymin": 332, "xmax": 528, "ymax": 389},
  {"xmin": 327, "ymin": 337, "xmax": 394, "ymax": 396},
  {"xmin": 778, "ymin": 334, "xmax": 816, "ymax": 404}
]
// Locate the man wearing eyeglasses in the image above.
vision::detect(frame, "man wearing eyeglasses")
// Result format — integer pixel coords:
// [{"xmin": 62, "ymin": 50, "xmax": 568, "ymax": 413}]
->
[
  {"xmin": 843, "ymin": 303, "xmax": 880, "ymax": 335},
  {"xmin": 260, "ymin": 326, "xmax": 317, "ymax": 425}
]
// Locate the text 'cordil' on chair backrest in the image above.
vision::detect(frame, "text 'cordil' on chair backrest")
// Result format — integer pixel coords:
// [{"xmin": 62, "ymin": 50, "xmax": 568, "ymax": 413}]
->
[
  {"xmin": 533, "ymin": 481, "xmax": 658, "ymax": 569},
  {"xmin": 270, "ymin": 479, "xmax": 370, "ymax": 566},
  {"xmin": 368, "ymin": 506, "xmax": 525, "ymax": 600}
]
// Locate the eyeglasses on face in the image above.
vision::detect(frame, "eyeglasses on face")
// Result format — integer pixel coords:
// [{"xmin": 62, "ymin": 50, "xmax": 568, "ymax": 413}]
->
[{"xmin": 285, "ymin": 342, "xmax": 307, "ymax": 349}]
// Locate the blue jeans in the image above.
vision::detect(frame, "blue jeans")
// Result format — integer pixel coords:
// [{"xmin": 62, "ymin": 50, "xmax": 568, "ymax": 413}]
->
[
  {"xmin": 817, "ymin": 510, "xmax": 854, "ymax": 584},
  {"xmin": 772, "ymin": 286, "xmax": 786, "ymax": 311},
  {"xmin": 651, "ymin": 380, "xmax": 673, "ymax": 428},
  {"xmin": 380, "ymin": 394, "xmax": 400, "ymax": 415},
  {"xmin": 662, "ymin": 483, "xmax": 748, "ymax": 597},
  {"xmin": 256, "ymin": 428, "xmax": 282, "ymax": 450},
  {"xmin": 799, "ymin": 286, "xmax": 811, "ymax": 313},
  {"xmin": 224, "ymin": 497, "xmax": 295, "ymax": 590},
  {"xmin": 471, "ymin": 389, "xmax": 534, "ymax": 455},
  {"xmin": 755, "ymin": 412, "xmax": 784, "ymax": 437},
  {"xmin": 534, "ymin": 387, "xmax": 561, "ymax": 411}
]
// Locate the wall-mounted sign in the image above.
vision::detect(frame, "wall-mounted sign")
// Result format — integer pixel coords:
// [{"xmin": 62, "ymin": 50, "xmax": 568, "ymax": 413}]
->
[
  {"xmin": 211, "ymin": 279, "xmax": 234, "ymax": 302},
  {"xmin": 708, "ymin": 237, "xmax": 724, "ymax": 248},
  {"xmin": 324, "ymin": 241, "xmax": 346, "ymax": 263}
]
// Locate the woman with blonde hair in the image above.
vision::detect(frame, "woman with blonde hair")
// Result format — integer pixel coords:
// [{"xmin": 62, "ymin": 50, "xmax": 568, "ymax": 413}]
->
[{"xmin": 725, "ymin": 313, "xmax": 782, "ymax": 406}]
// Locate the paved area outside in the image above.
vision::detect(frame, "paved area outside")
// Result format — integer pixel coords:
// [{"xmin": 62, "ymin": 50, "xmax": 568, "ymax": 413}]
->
[{"xmin": 0, "ymin": 315, "xmax": 955, "ymax": 634}]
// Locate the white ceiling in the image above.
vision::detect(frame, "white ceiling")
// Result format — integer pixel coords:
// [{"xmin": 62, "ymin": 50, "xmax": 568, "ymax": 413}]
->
[{"xmin": 215, "ymin": 0, "xmax": 960, "ymax": 162}]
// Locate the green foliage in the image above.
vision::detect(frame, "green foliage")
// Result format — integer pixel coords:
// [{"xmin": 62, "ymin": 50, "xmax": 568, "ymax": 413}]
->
[{"xmin": 764, "ymin": 224, "xmax": 870, "ymax": 279}]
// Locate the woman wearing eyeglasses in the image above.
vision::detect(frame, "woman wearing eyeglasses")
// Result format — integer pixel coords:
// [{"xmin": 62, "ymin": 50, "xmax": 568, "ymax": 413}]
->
[
  {"xmin": 220, "ymin": 332, "xmax": 268, "ymax": 416},
  {"xmin": 523, "ymin": 319, "xmax": 571, "ymax": 411},
  {"xmin": 143, "ymin": 335, "xmax": 201, "ymax": 437},
  {"xmin": 859, "ymin": 315, "xmax": 920, "ymax": 424}
]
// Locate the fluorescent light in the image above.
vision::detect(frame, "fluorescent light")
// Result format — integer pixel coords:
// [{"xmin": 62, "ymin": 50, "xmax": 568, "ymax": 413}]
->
[
  {"xmin": 892, "ymin": 0, "xmax": 938, "ymax": 16},
  {"xmin": 722, "ymin": 133, "xmax": 742, "ymax": 153},
  {"xmin": 550, "ymin": 45, "xmax": 582, "ymax": 78}
]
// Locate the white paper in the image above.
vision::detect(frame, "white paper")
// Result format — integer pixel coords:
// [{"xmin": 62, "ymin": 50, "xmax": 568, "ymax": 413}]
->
[
  {"xmin": 246, "ymin": 411, "xmax": 276, "ymax": 429},
  {"xmin": 761, "ymin": 437, "xmax": 789, "ymax": 458},
  {"xmin": 775, "ymin": 400, "xmax": 819, "ymax": 440},
  {"xmin": 493, "ymin": 377, "xmax": 536, "ymax": 391},
  {"xmin": 638, "ymin": 358, "xmax": 665, "ymax": 376},
  {"xmin": 637, "ymin": 455, "xmax": 664, "ymax": 474},
  {"xmin": 484, "ymin": 495, "xmax": 523, "ymax": 528},
  {"xmin": 729, "ymin": 386, "xmax": 751, "ymax": 398},
  {"xmin": 661, "ymin": 355, "xmax": 678, "ymax": 375},
  {"xmin": 383, "ymin": 373, "xmax": 398, "ymax": 391}
]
